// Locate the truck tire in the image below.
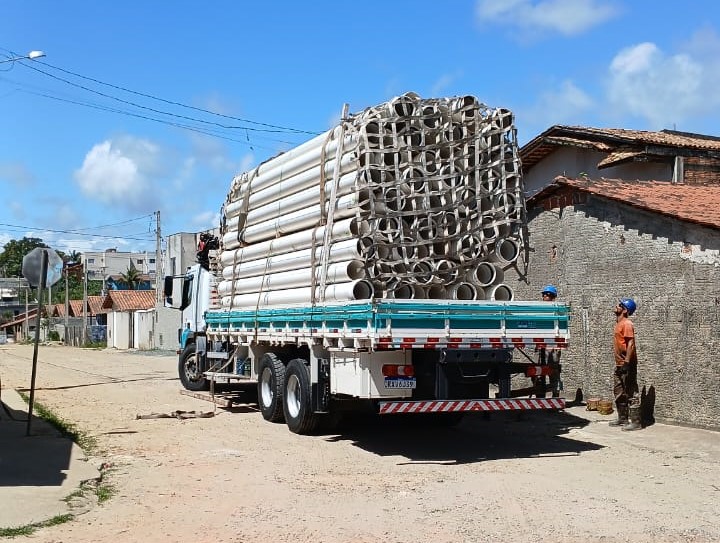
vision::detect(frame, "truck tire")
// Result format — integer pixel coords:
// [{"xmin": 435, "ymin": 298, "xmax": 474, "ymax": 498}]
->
[
  {"xmin": 283, "ymin": 358, "xmax": 319, "ymax": 434},
  {"xmin": 178, "ymin": 343, "xmax": 209, "ymax": 391},
  {"xmin": 258, "ymin": 353, "xmax": 286, "ymax": 422}
]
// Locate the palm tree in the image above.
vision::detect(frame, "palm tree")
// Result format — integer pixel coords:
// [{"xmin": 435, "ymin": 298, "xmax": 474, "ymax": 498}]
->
[
  {"xmin": 120, "ymin": 263, "xmax": 142, "ymax": 290},
  {"xmin": 67, "ymin": 250, "xmax": 81, "ymax": 264}
]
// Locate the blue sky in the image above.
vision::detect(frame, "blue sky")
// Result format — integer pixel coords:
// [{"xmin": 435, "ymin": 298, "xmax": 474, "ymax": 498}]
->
[{"xmin": 1, "ymin": 0, "xmax": 719, "ymax": 256}]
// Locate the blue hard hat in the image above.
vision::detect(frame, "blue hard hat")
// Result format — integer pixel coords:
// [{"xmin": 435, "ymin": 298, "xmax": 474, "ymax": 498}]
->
[
  {"xmin": 619, "ymin": 297, "xmax": 637, "ymax": 316},
  {"xmin": 541, "ymin": 285, "xmax": 558, "ymax": 297}
]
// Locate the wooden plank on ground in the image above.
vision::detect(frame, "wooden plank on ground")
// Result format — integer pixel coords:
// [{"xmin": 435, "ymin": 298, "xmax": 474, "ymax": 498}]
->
[{"xmin": 179, "ymin": 389, "xmax": 234, "ymax": 407}]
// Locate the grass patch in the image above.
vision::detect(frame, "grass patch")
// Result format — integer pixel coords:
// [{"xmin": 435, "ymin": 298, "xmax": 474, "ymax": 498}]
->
[
  {"xmin": 82, "ymin": 341, "xmax": 106, "ymax": 349},
  {"xmin": 63, "ymin": 474, "xmax": 116, "ymax": 508},
  {"xmin": 0, "ymin": 514, "xmax": 73, "ymax": 538},
  {"xmin": 63, "ymin": 488, "xmax": 85, "ymax": 502},
  {"xmin": 16, "ymin": 391, "xmax": 99, "ymax": 454},
  {"xmin": 3, "ymin": 392, "xmax": 117, "ymax": 536},
  {"xmin": 96, "ymin": 482, "xmax": 116, "ymax": 503}
]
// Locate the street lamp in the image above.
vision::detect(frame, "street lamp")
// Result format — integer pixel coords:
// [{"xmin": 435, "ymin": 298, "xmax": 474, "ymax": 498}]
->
[{"xmin": 0, "ymin": 50, "xmax": 46, "ymax": 64}]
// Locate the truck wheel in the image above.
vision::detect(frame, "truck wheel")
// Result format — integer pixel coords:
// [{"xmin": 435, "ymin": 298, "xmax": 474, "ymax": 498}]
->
[
  {"xmin": 258, "ymin": 353, "xmax": 285, "ymax": 422},
  {"xmin": 283, "ymin": 358, "xmax": 319, "ymax": 434},
  {"xmin": 178, "ymin": 343, "xmax": 209, "ymax": 391}
]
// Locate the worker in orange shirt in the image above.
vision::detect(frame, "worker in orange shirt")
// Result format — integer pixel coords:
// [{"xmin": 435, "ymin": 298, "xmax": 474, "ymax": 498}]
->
[{"xmin": 610, "ymin": 298, "xmax": 640, "ymax": 430}]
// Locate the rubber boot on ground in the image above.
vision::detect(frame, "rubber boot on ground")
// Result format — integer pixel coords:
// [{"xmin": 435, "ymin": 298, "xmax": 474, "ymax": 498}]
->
[
  {"xmin": 609, "ymin": 403, "xmax": 629, "ymax": 427},
  {"xmin": 622, "ymin": 404, "xmax": 642, "ymax": 431}
]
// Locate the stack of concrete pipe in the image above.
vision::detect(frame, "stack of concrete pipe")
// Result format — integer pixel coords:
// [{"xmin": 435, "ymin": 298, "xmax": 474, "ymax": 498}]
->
[{"xmin": 217, "ymin": 92, "xmax": 524, "ymax": 308}]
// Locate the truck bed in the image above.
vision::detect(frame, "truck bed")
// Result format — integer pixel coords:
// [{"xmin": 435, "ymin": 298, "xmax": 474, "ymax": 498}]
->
[{"xmin": 204, "ymin": 299, "xmax": 569, "ymax": 350}]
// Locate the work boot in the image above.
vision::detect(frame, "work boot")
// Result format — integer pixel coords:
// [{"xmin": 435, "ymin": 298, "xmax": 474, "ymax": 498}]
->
[
  {"xmin": 622, "ymin": 404, "xmax": 642, "ymax": 431},
  {"xmin": 609, "ymin": 403, "xmax": 629, "ymax": 427}
]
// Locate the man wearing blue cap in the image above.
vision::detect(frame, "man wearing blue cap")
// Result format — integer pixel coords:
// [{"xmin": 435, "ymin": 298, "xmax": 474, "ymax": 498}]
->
[
  {"xmin": 535, "ymin": 285, "xmax": 561, "ymax": 398},
  {"xmin": 610, "ymin": 298, "xmax": 639, "ymax": 429}
]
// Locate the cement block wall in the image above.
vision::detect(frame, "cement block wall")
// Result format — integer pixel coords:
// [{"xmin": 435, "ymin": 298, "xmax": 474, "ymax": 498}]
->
[
  {"xmin": 153, "ymin": 303, "xmax": 183, "ymax": 351},
  {"xmin": 509, "ymin": 193, "xmax": 720, "ymax": 430}
]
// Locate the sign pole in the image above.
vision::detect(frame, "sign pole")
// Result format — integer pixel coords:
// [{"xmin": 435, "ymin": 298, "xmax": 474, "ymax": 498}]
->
[{"xmin": 26, "ymin": 249, "xmax": 49, "ymax": 436}]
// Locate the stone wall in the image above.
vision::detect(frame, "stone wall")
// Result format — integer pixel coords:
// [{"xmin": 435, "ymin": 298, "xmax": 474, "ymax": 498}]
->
[{"xmin": 509, "ymin": 191, "xmax": 720, "ymax": 429}]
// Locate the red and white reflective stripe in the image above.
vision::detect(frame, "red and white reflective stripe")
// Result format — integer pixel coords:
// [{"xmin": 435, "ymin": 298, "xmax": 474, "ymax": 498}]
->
[
  {"xmin": 378, "ymin": 397, "xmax": 565, "ymax": 414},
  {"xmin": 374, "ymin": 340, "xmax": 568, "ymax": 349}
]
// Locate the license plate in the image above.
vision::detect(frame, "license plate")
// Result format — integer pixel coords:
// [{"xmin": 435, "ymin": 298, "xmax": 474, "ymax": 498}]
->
[{"xmin": 384, "ymin": 377, "xmax": 416, "ymax": 389}]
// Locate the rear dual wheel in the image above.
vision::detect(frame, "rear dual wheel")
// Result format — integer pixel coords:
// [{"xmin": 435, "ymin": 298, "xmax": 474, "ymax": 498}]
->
[
  {"xmin": 283, "ymin": 358, "xmax": 320, "ymax": 434},
  {"xmin": 258, "ymin": 353, "xmax": 285, "ymax": 422}
]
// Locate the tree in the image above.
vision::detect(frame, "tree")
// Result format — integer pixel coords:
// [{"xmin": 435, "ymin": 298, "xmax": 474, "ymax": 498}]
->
[
  {"xmin": 49, "ymin": 274, "xmax": 101, "ymax": 304},
  {"xmin": 0, "ymin": 237, "xmax": 48, "ymax": 277},
  {"xmin": 66, "ymin": 250, "xmax": 81, "ymax": 264},
  {"xmin": 120, "ymin": 263, "xmax": 141, "ymax": 290}
]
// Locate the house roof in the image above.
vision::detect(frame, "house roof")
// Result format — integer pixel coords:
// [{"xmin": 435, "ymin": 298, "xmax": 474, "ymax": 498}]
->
[
  {"xmin": 529, "ymin": 176, "xmax": 720, "ymax": 230},
  {"xmin": 50, "ymin": 304, "xmax": 66, "ymax": 317},
  {"xmin": 87, "ymin": 296, "xmax": 104, "ymax": 315},
  {"xmin": 101, "ymin": 290, "xmax": 156, "ymax": 312},
  {"xmin": 0, "ymin": 308, "xmax": 39, "ymax": 329},
  {"xmin": 521, "ymin": 126, "xmax": 720, "ymax": 172},
  {"xmin": 69, "ymin": 299, "xmax": 85, "ymax": 317}
]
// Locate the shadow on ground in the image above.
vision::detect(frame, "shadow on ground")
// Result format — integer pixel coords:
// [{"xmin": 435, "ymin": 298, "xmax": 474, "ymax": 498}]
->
[
  {"xmin": 323, "ymin": 409, "xmax": 601, "ymax": 464},
  {"xmin": 178, "ymin": 383, "xmax": 603, "ymax": 464},
  {"xmin": 0, "ymin": 401, "xmax": 72, "ymax": 486}
]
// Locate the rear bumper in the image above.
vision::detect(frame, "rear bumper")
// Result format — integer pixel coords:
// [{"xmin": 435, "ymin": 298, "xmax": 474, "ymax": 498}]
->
[{"xmin": 378, "ymin": 397, "xmax": 565, "ymax": 415}]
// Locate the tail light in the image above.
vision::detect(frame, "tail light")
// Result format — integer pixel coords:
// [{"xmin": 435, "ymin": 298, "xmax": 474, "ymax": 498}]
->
[
  {"xmin": 525, "ymin": 365, "xmax": 552, "ymax": 377},
  {"xmin": 382, "ymin": 364, "xmax": 415, "ymax": 377}
]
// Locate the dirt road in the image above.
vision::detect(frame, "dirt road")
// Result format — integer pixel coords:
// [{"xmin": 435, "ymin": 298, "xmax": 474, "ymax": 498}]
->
[{"xmin": 1, "ymin": 343, "xmax": 719, "ymax": 543}]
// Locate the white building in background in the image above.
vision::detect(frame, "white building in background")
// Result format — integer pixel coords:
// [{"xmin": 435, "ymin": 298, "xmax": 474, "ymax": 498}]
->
[
  {"xmin": 82, "ymin": 249, "xmax": 158, "ymax": 282},
  {"xmin": 164, "ymin": 232, "xmax": 199, "ymax": 278}
]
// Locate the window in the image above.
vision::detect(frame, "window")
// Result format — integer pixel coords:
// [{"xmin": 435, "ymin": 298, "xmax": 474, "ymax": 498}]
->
[
  {"xmin": 136, "ymin": 259, "xmax": 143, "ymax": 265},
  {"xmin": 149, "ymin": 258, "xmax": 155, "ymax": 264},
  {"xmin": 88, "ymin": 258, "xmax": 95, "ymax": 264}
]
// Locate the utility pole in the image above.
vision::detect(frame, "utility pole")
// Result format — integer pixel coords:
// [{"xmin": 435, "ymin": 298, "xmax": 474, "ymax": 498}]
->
[
  {"xmin": 24, "ymin": 289, "xmax": 29, "ymax": 339},
  {"xmin": 64, "ymin": 267, "xmax": 69, "ymax": 339},
  {"xmin": 155, "ymin": 210, "xmax": 162, "ymax": 302},
  {"xmin": 82, "ymin": 268, "xmax": 88, "ymax": 345}
]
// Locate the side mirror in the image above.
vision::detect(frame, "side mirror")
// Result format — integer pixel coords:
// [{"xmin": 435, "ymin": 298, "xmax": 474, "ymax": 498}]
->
[{"xmin": 163, "ymin": 276, "xmax": 174, "ymax": 297}]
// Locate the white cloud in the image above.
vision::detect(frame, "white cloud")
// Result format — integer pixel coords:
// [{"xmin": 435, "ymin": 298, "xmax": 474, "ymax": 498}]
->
[
  {"xmin": 431, "ymin": 71, "xmax": 463, "ymax": 96},
  {"xmin": 188, "ymin": 133, "xmax": 238, "ymax": 173},
  {"xmin": 238, "ymin": 152, "xmax": 255, "ymax": 174},
  {"xmin": 8, "ymin": 201, "xmax": 25, "ymax": 219},
  {"xmin": 74, "ymin": 137, "xmax": 163, "ymax": 212},
  {"xmin": 476, "ymin": 0, "xmax": 618, "ymax": 37},
  {"xmin": 53, "ymin": 204, "xmax": 80, "ymax": 229},
  {"xmin": 606, "ymin": 41, "xmax": 714, "ymax": 128},
  {"xmin": 191, "ymin": 210, "xmax": 221, "ymax": 231},
  {"xmin": 0, "ymin": 162, "xmax": 36, "ymax": 186},
  {"xmin": 520, "ymin": 79, "xmax": 594, "ymax": 134}
]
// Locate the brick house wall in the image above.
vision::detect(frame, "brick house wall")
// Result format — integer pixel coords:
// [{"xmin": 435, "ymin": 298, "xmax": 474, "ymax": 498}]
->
[
  {"xmin": 508, "ymin": 189, "xmax": 720, "ymax": 430},
  {"xmin": 684, "ymin": 157, "xmax": 720, "ymax": 185}
]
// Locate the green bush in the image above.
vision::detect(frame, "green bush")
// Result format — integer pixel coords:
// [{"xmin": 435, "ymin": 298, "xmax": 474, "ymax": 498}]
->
[{"xmin": 48, "ymin": 330, "xmax": 61, "ymax": 341}]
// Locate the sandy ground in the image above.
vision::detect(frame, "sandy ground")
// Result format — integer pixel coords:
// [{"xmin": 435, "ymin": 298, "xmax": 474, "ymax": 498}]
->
[{"xmin": 1, "ymin": 343, "xmax": 719, "ymax": 543}]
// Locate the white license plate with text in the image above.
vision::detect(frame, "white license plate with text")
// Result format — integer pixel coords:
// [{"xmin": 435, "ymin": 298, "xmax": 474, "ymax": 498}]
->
[{"xmin": 384, "ymin": 378, "xmax": 416, "ymax": 389}]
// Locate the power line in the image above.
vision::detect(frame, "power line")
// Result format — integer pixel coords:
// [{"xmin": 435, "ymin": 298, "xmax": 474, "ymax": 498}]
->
[
  {"xmin": 19, "ymin": 60, "xmax": 322, "ymax": 136},
  {"xmin": 66, "ymin": 214, "xmax": 155, "ymax": 232},
  {"xmin": 36, "ymin": 60, "xmax": 322, "ymax": 135},
  {"xmin": 1, "ymin": 50, "xmax": 318, "ymax": 148},
  {"xmin": 17, "ymin": 88, "xmax": 300, "ymax": 150},
  {"xmin": 0, "ymin": 222, "xmax": 155, "ymax": 242},
  {"xmin": 20, "ymin": 62, "xmax": 293, "ymax": 133}
]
